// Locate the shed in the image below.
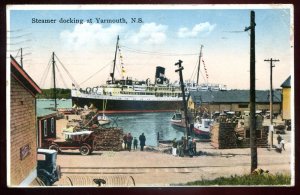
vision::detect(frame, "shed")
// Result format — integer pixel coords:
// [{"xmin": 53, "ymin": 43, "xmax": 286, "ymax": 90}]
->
[
  {"xmin": 281, "ymin": 76, "xmax": 291, "ymax": 121},
  {"xmin": 10, "ymin": 56, "xmax": 42, "ymax": 186}
]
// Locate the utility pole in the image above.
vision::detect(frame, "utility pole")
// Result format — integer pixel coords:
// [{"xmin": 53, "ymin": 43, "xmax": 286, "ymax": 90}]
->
[
  {"xmin": 175, "ymin": 60, "xmax": 190, "ymax": 138},
  {"xmin": 245, "ymin": 10, "xmax": 257, "ymax": 173},
  {"xmin": 196, "ymin": 45, "xmax": 203, "ymax": 85},
  {"xmin": 52, "ymin": 52, "xmax": 57, "ymax": 111},
  {"xmin": 264, "ymin": 58, "xmax": 279, "ymax": 147},
  {"xmin": 20, "ymin": 48, "xmax": 23, "ymax": 68}
]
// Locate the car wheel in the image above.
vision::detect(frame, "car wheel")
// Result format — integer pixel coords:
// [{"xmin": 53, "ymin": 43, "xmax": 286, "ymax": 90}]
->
[
  {"xmin": 49, "ymin": 145, "xmax": 61, "ymax": 153},
  {"xmin": 80, "ymin": 145, "xmax": 90, "ymax": 155},
  {"xmin": 39, "ymin": 174, "xmax": 51, "ymax": 186}
]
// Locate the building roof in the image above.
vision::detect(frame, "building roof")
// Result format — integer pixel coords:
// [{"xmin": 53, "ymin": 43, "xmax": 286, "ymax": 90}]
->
[
  {"xmin": 189, "ymin": 90, "xmax": 281, "ymax": 104},
  {"xmin": 11, "ymin": 56, "xmax": 42, "ymax": 96},
  {"xmin": 280, "ymin": 76, "xmax": 291, "ymax": 88}
]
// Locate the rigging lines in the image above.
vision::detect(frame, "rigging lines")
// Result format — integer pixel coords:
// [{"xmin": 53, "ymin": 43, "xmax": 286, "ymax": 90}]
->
[{"xmin": 120, "ymin": 45, "xmax": 198, "ymax": 56}]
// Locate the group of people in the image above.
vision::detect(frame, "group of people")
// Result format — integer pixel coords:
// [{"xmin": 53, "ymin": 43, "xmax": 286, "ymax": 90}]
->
[
  {"xmin": 172, "ymin": 136, "xmax": 197, "ymax": 157},
  {"xmin": 123, "ymin": 132, "xmax": 146, "ymax": 151}
]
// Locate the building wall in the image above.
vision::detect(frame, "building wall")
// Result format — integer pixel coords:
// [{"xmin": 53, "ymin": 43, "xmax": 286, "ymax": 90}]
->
[
  {"xmin": 38, "ymin": 116, "xmax": 56, "ymax": 148},
  {"xmin": 10, "ymin": 77, "xmax": 37, "ymax": 186},
  {"xmin": 187, "ymin": 98, "xmax": 195, "ymax": 110},
  {"xmin": 194, "ymin": 102, "xmax": 281, "ymax": 114},
  {"xmin": 282, "ymin": 88, "xmax": 291, "ymax": 120}
]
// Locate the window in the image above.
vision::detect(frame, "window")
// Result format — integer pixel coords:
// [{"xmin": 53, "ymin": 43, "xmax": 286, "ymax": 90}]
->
[
  {"xmin": 51, "ymin": 117, "xmax": 54, "ymax": 133},
  {"xmin": 239, "ymin": 104, "xmax": 248, "ymax": 108},
  {"xmin": 43, "ymin": 120, "xmax": 47, "ymax": 137}
]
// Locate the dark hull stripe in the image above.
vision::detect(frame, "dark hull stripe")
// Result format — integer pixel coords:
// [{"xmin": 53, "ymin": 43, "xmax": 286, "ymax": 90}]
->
[{"xmin": 72, "ymin": 97, "xmax": 183, "ymax": 113}]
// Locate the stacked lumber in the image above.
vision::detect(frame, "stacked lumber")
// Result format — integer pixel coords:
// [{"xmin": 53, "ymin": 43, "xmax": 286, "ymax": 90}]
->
[
  {"xmin": 92, "ymin": 127, "xmax": 124, "ymax": 151},
  {"xmin": 211, "ymin": 122, "xmax": 238, "ymax": 149},
  {"xmin": 235, "ymin": 126, "xmax": 269, "ymax": 148}
]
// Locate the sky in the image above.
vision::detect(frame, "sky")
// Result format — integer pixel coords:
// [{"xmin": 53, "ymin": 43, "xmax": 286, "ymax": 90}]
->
[{"xmin": 7, "ymin": 5, "xmax": 293, "ymax": 90}]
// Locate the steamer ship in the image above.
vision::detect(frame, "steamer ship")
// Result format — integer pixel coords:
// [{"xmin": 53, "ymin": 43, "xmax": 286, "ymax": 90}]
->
[{"xmin": 71, "ymin": 36, "xmax": 226, "ymax": 113}]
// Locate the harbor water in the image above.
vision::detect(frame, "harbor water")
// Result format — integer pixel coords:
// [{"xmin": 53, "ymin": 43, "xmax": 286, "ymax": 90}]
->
[{"xmin": 37, "ymin": 99, "xmax": 185, "ymax": 146}]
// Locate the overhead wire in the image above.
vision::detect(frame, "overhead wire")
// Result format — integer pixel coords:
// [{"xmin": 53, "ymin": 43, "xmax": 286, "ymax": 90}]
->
[
  {"xmin": 55, "ymin": 63, "xmax": 69, "ymax": 88},
  {"xmin": 120, "ymin": 45, "xmax": 199, "ymax": 56},
  {"xmin": 39, "ymin": 57, "xmax": 52, "ymax": 88},
  {"xmin": 79, "ymin": 60, "xmax": 113, "ymax": 86},
  {"xmin": 9, "ymin": 39, "xmax": 32, "ymax": 45},
  {"xmin": 8, "ymin": 33, "xmax": 32, "ymax": 39},
  {"xmin": 189, "ymin": 57, "xmax": 199, "ymax": 81},
  {"xmin": 54, "ymin": 54, "xmax": 80, "ymax": 88}
]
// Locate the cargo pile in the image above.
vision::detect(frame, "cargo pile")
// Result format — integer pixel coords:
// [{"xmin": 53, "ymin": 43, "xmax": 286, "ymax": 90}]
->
[
  {"xmin": 210, "ymin": 122, "xmax": 238, "ymax": 149},
  {"xmin": 211, "ymin": 114, "xmax": 269, "ymax": 149},
  {"xmin": 92, "ymin": 127, "xmax": 124, "ymax": 151},
  {"xmin": 235, "ymin": 126, "xmax": 269, "ymax": 148}
]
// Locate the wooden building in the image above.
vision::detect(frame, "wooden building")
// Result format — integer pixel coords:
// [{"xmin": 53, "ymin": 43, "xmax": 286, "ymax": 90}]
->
[
  {"xmin": 37, "ymin": 113, "xmax": 57, "ymax": 148},
  {"xmin": 188, "ymin": 90, "xmax": 282, "ymax": 114},
  {"xmin": 10, "ymin": 56, "xmax": 42, "ymax": 186},
  {"xmin": 281, "ymin": 76, "xmax": 291, "ymax": 122}
]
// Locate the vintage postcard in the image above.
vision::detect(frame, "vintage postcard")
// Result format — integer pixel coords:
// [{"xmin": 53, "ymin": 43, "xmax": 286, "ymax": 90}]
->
[{"xmin": 6, "ymin": 4, "xmax": 294, "ymax": 187}]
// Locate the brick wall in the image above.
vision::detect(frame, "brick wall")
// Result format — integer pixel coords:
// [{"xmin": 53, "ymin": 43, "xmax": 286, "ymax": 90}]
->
[{"xmin": 10, "ymin": 77, "xmax": 37, "ymax": 186}]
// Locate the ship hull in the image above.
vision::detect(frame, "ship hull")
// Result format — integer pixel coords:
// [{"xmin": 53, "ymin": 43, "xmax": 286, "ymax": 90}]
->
[
  {"xmin": 72, "ymin": 97, "xmax": 183, "ymax": 113},
  {"xmin": 193, "ymin": 127, "xmax": 210, "ymax": 136}
]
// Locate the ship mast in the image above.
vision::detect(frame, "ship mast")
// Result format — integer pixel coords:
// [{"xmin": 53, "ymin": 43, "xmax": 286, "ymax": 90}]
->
[
  {"xmin": 196, "ymin": 45, "xmax": 203, "ymax": 85},
  {"xmin": 52, "ymin": 52, "xmax": 57, "ymax": 110},
  {"xmin": 110, "ymin": 35, "xmax": 120, "ymax": 84}
]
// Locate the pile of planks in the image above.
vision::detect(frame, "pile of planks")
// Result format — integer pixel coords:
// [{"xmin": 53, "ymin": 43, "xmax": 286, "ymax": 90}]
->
[
  {"xmin": 235, "ymin": 126, "xmax": 269, "ymax": 148},
  {"xmin": 211, "ymin": 122, "xmax": 238, "ymax": 149},
  {"xmin": 92, "ymin": 127, "xmax": 124, "ymax": 151},
  {"xmin": 235, "ymin": 114, "xmax": 269, "ymax": 148}
]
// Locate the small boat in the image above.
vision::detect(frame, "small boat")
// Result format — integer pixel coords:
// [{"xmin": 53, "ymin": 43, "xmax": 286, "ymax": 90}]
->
[
  {"xmin": 170, "ymin": 111, "xmax": 186, "ymax": 128},
  {"xmin": 97, "ymin": 99, "xmax": 111, "ymax": 125},
  {"xmin": 193, "ymin": 118, "xmax": 213, "ymax": 136},
  {"xmin": 97, "ymin": 114, "xmax": 111, "ymax": 125}
]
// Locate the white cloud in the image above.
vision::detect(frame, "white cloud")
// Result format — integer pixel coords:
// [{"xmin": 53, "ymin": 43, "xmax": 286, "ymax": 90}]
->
[
  {"xmin": 126, "ymin": 22, "xmax": 168, "ymax": 45},
  {"xmin": 177, "ymin": 22, "xmax": 216, "ymax": 38},
  {"xmin": 60, "ymin": 23, "xmax": 123, "ymax": 50}
]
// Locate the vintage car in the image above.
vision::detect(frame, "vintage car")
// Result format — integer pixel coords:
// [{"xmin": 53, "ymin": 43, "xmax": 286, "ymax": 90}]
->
[
  {"xmin": 48, "ymin": 130, "xmax": 95, "ymax": 155},
  {"xmin": 37, "ymin": 148, "xmax": 61, "ymax": 186}
]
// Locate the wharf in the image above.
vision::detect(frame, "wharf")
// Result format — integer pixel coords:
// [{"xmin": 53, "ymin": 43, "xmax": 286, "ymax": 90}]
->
[{"xmin": 54, "ymin": 116, "xmax": 292, "ymax": 186}]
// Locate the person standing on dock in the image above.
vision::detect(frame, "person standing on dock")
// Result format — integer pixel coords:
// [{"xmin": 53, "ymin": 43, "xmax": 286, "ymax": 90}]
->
[
  {"xmin": 192, "ymin": 138, "xmax": 197, "ymax": 156},
  {"xmin": 139, "ymin": 133, "xmax": 146, "ymax": 151},
  {"xmin": 127, "ymin": 133, "xmax": 133, "ymax": 151},
  {"xmin": 188, "ymin": 136, "xmax": 194, "ymax": 157},
  {"xmin": 123, "ymin": 134, "xmax": 128, "ymax": 150},
  {"xmin": 172, "ymin": 138, "xmax": 178, "ymax": 156},
  {"xmin": 178, "ymin": 136, "xmax": 185, "ymax": 157},
  {"xmin": 277, "ymin": 134, "xmax": 282, "ymax": 145},
  {"xmin": 133, "ymin": 137, "xmax": 138, "ymax": 150}
]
